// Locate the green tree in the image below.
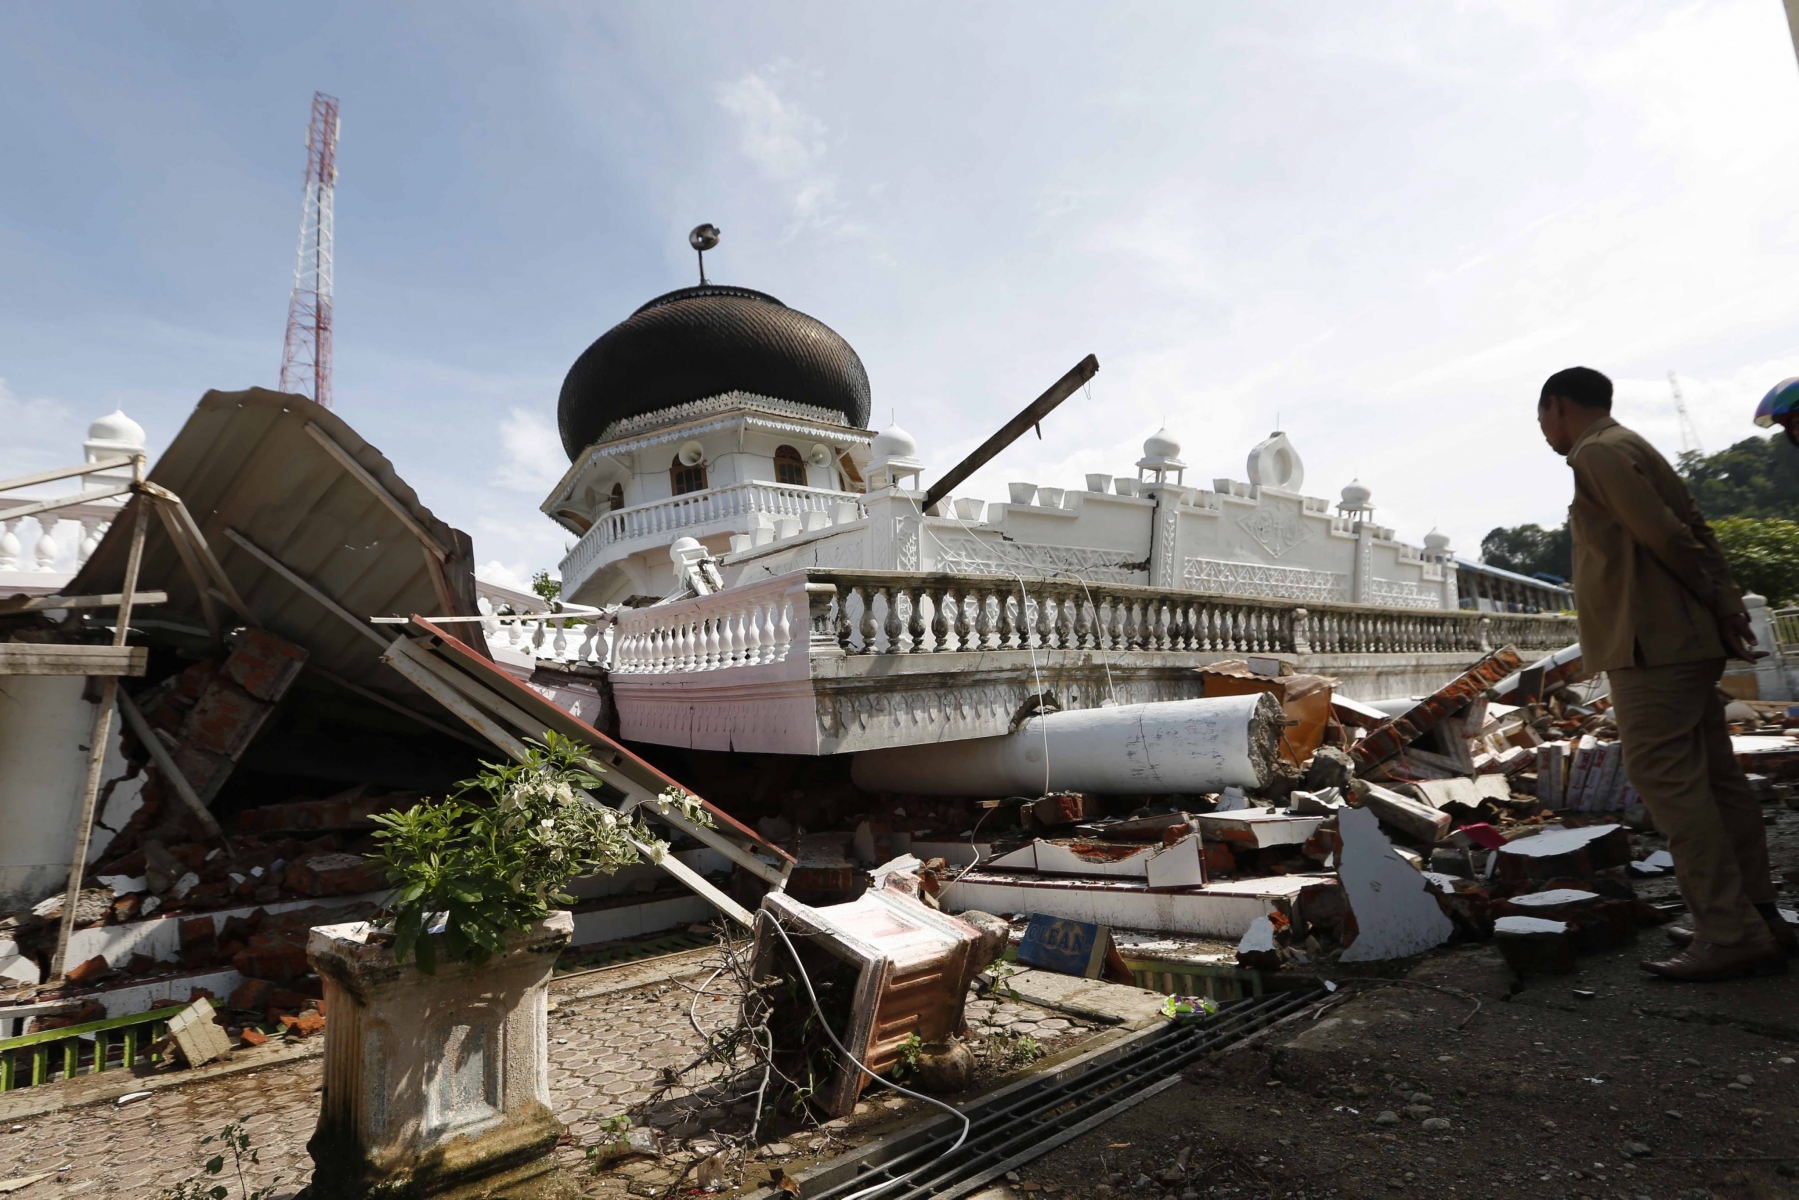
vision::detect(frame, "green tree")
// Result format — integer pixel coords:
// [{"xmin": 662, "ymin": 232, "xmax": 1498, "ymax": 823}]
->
[
  {"xmin": 531, "ymin": 569, "xmax": 561, "ymax": 606},
  {"xmin": 1711, "ymin": 517, "xmax": 1799, "ymax": 606},
  {"xmin": 1480, "ymin": 522, "xmax": 1572, "ymax": 580},
  {"xmin": 1680, "ymin": 434, "xmax": 1799, "ymax": 521}
]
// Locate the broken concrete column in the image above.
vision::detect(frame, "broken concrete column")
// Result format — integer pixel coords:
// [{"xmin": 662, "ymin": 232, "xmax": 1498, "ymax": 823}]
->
[
  {"xmin": 299, "ymin": 912, "xmax": 575, "ymax": 1200},
  {"xmin": 849, "ymin": 693, "xmax": 1284, "ymax": 796}
]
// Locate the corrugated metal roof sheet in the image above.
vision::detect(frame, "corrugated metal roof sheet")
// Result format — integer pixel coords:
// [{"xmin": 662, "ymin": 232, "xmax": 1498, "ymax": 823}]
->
[{"xmin": 72, "ymin": 387, "xmax": 488, "ymax": 706}]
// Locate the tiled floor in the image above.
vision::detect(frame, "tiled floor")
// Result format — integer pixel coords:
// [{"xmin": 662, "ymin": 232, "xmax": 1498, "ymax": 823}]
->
[{"xmin": 0, "ymin": 973, "xmax": 1096, "ymax": 1198}]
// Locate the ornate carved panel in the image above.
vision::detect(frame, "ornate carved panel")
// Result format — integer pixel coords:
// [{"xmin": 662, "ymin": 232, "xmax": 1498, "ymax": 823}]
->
[
  {"xmin": 1181, "ymin": 557, "xmax": 1350, "ymax": 602},
  {"xmin": 1236, "ymin": 497, "xmax": 1315, "ymax": 558}
]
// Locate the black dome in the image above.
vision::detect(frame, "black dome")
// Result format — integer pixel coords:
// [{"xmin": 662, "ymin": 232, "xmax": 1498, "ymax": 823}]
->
[{"xmin": 557, "ymin": 284, "xmax": 872, "ymax": 459}]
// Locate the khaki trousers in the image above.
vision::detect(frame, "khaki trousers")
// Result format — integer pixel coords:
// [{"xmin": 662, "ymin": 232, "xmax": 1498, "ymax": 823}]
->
[{"xmin": 1609, "ymin": 658, "xmax": 1776, "ymax": 948}]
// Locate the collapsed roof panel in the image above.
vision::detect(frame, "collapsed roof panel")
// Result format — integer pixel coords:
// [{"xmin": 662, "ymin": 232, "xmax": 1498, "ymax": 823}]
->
[{"xmin": 70, "ymin": 388, "xmax": 487, "ymax": 704}]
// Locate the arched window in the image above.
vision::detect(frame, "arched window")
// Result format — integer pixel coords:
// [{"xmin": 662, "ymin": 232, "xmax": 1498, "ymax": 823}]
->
[
  {"xmin": 670, "ymin": 455, "xmax": 708, "ymax": 496},
  {"xmin": 774, "ymin": 444, "xmax": 807, "ymax": 487},
  {"xmin": 609, "ymin": 483, "xmax": 625, "ymax": 511}
]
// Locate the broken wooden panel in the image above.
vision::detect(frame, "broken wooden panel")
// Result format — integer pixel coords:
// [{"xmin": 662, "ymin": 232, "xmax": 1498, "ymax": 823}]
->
[{"xmin": 754, "ymin": 881, "xmax": 995, "ymax": 1117}]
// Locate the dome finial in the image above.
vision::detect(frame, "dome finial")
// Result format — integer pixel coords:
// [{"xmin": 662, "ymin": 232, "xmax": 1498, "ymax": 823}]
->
[{"xmin": 689, "ymin": 224, "xmax": 720, "ymax": 286}]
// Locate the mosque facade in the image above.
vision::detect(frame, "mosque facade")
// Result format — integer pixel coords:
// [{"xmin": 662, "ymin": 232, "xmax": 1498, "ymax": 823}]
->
[{"xmin": 539, "ymin": 272, "xmax": 1557, "ymax": 615}]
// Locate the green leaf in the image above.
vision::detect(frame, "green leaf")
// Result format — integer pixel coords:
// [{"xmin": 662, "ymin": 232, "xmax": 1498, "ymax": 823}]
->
[
  {"xmin": 416, "ymin": 931, "xmax": 438, "ymax": 975},
  {"xmin": 204, "ymin": 1156, "xmax": 224, "ymax": 1174}
]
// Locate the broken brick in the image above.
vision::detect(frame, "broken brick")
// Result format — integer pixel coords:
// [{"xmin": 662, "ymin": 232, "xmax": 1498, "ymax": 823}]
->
[
  {"xmin": 239, "ymin": 1028, "xmax": 270, "ymax": 1047},
  {"xmin": 227, "ymin": 978, "xmax": 276, "ymax": 1012},
  {"xmin": 284, "ymin": 852, "xmax": 385, "ymax": 897},
  {"xmin": 65, "ymin": 955, "xmax": 110, "ymax": 984},
  {"xmin": 280, "ymin": 1012, "xmax": 325, "ymax": 1038},
  {"xmin": 232, "ymin": 940, "xmax": 309, "ymax": 982}
]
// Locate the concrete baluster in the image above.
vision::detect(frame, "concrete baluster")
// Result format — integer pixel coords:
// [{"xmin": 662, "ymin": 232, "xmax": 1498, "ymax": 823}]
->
[
  {"xmin": 78, "ymin": 516, "xmax": 104, "ymax": 565},
  {"xmin": 773, "ymin": 597, "xmax": 793, "ymax": 661},
  {"xmin": 0, "ymin": 518, "xmax": 20, "ymax": 570},
  {"xmin": 929, "ymin": 587, "xmax": 951, "ymax": 652},
  {"xmin": 858, "ymin": 587, "xmax": 881, "ymax": 655},
  {"xmin": 836, "ymin": 585, "xmax": 857, "ymax": 651},
  {"xmin": 34, "ymin": 515, "xmax": 59, "ymax": 570},
  {"xmin": 906, "ymin": 587, "xmax": 927, "ymax": 653}
]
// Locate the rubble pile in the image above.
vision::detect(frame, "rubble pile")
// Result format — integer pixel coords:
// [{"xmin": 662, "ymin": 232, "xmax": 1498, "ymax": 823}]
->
[{"xmin": 782, "ymin": 647, "xmax": 1799, "ymax": 984}]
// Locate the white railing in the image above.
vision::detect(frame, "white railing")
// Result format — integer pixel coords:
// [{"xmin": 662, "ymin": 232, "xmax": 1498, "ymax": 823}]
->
[
  {"xmin": 610, "ymin": 575, "xmax": 823, "ymax": 674},
  {"xmin": 560, "ymin": 481, "xmax": 864, "ymax": 585},
  {"xmin": 608, "ymin": 569, "xmax": 1580, "ymax": 674},
  {"xmin": 473, "ymin": 584, "xmax": 613, "ymax": 666},
  {"xmin": 0, "ymin": 496, "xmax": 127, "ymax": 585}
]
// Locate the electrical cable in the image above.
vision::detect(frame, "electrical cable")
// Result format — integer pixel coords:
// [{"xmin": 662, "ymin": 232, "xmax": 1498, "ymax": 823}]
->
[
  {"xmin": 905, "ymin": 496, "xmax": 1054, "ymax": 793},
  {"xmin": 765, "ymin": 914, "xmax": 971, "ymax": 1200}
]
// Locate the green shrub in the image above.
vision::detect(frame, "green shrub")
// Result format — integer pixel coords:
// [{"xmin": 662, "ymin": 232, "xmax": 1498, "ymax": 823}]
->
[
  {"xmin": 1712, "ymin": 516, "xmax": 1799, "ymax": 607},
  {"xmin": 369, "ymin": 732, "xmax": 708, "ymax": 972}
]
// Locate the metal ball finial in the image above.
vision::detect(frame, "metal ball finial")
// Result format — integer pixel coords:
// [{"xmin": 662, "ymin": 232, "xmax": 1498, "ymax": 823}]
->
[{"xmin": 689, "ymin": 224, "xmax": 720, "ymax": 285}]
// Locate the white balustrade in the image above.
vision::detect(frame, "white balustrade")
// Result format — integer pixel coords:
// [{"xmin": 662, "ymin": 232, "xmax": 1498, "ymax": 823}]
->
[
  {"xmin": 0, "ymin": 499, "xmax": 117, "ymax": 583},
  {"xmin": 607, "ymin": 569, "xmax": 1578, "ymax": 674},
  {"xmin": 560, "ymin": 481, "xmax": 865, "ymax": 585},
  {"xmin": 610, "ymin": 575, "xmax": 808, "ymax": 675}
]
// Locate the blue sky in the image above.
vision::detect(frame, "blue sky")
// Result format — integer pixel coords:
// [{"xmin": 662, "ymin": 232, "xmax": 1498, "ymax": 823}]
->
[{"xmin": 4, "ymin": 2, "xmax": 1798, "ymax": 589}]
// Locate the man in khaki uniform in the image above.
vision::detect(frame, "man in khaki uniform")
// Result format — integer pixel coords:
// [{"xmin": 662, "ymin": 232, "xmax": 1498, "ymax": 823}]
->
[{"xmin": 1539, "ymin": 366, "xmax": 1791, "ymax": 981}]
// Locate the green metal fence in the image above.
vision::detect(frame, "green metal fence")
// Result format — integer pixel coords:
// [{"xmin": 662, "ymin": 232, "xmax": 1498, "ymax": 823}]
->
[{"xmin": 0, "ymin": 1005, "xmax": 184, "ymax": 1092}]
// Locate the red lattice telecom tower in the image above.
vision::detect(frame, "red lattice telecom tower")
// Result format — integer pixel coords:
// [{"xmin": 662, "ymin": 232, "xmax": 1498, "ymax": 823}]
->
[{"xmin": 279, "ymin": 92, "xmax": 340, "ymax": 408}]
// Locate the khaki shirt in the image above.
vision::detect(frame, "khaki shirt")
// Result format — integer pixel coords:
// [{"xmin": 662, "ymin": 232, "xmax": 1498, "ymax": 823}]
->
[{"xmin": 1566, "ymin": 416, "xmax": 1745, "ymax": 672}]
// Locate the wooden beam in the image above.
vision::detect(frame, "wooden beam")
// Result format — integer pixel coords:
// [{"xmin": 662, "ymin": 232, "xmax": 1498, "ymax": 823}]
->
[
  {"xmin": 0, "ymin": 486, "xmax": 132, "ymax": 523},
  {"xmin": 114, "ymin": 687, "xmax": 225, "ymax": 839},
  {"xmin": 0, "ymin": 591, "xmax": 167, "ymax": 616},
  {"xmin": 0, "ymin": 455, "xmax": 136, "ymax": 494},
  {"xmin": 381, "ymin": 646, "xmax": 531, "ymax": 757},
  {"xmin": 140, "ymin": 486, "xmax": 254, "ymax": 622},
  {"xmin": 305, "ymin": 662, "xmax": 492, "ymax": 750},
  {"xmin": 152, "ymin": 498, "xmax": 223, "ymax": 645},
  {"xmin": 388, "ymin": 637, "xmax": 545, "ymax": 737},
  {"xmin": 304, "ymin": 423, "xmax": 449, "ymax": 561},
  {"xmin": 51, "ymin": 498, "xmax": 151, "ymax": 979},
  {"xmin": 380, "ymin": 644, "xmax": 754, "ymax": 927},
  {"xmin": 0, "ymin": 644, "xmax": 147, "ymax": 676},
  {"xmin": 222, "ymin": 526, "xmax": 390, "ymax": 649},
  {"xmin": 921, "ymin": 354, "xmax": 1099, "ymax": 512}
]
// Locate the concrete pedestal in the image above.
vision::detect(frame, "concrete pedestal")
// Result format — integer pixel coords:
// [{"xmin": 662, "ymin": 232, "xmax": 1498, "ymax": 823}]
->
[{"xmin": 299, "ymin": 912, "xmax": 575, "ymax": 1200}]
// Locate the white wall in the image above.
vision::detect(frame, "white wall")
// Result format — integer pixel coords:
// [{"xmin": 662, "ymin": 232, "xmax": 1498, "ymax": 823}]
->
[{"xmin": 0, "ymin": 676, "xmax": 132, "ymax": 910}]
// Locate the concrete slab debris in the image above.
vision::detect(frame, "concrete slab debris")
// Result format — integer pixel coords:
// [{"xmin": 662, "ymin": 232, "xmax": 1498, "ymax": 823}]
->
[{"xmin": 1335, "ymin": 807, "xmax": 1453, "ymax": 963}]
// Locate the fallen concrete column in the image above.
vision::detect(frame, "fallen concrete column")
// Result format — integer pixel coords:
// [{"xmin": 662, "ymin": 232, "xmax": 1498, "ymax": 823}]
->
[{"xmin": 850, "ymin": 693, "xmax": 1283, "ymax": 796}]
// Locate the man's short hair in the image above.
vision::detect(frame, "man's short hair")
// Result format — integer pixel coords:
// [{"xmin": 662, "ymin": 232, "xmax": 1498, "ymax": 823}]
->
[{"xmin": 1540, "ymin": 366, "xmax": 1613, "ymax": 411}]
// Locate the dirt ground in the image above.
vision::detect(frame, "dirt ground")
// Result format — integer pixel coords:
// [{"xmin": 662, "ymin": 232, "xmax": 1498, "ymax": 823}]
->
[{"xmin": 1016, "ymin": 807, "xmax": 1799, "ymax": 1200}]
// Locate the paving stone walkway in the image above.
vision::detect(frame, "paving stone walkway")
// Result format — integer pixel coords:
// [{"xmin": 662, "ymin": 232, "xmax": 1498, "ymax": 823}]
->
[{"xmin": 0, "ymin": 972, "xmax": 1096, "ymax": 1198}]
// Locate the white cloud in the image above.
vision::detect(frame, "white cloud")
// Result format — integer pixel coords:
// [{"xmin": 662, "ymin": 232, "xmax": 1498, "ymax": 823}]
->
[
  {"xmin": 493, "ymin": 407, "xmax": 566, "ymax": 493},
  {"xmin": 0, "ymin": 376, "xmax": 82, "ymax": 480},
  {"xmin": 475, "ymin": 559, "xmax": 536, "ymax": 594},
  {"xmin": 716, "ymin": 66, "xmax": 859, "ymax": 236}
]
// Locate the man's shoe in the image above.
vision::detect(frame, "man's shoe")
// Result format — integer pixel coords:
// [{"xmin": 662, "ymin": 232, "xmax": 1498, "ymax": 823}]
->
[
  {"xmin": 1758, "ymin": 907, "xmax": 1799, "ymax": 955},
  {"xmin": 1667, "ymin": 918, "xmax": 1798, "ymax": 956},
  {"xmin": 1641, "ymin": 938, "xmax": 1787, "ymax": 981}
]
